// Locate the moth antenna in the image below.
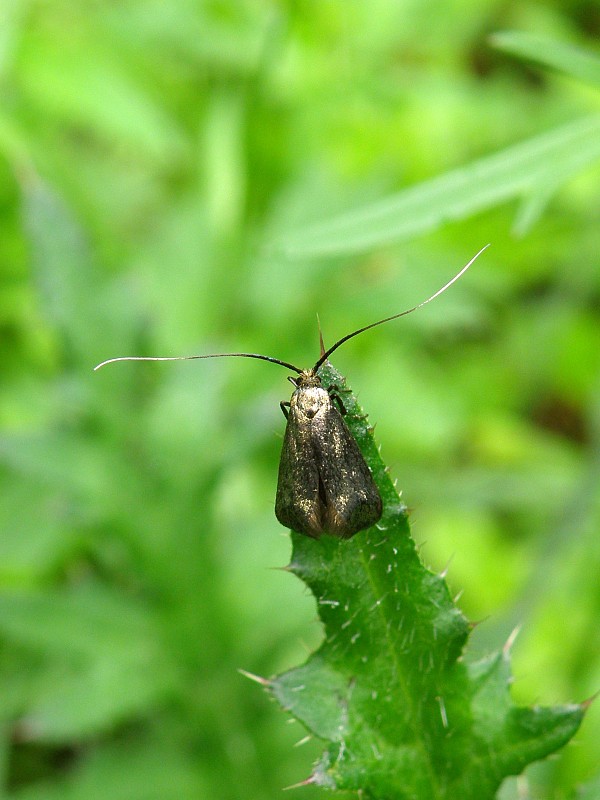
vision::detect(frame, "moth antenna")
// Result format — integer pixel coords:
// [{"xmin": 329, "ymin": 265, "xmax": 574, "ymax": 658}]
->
[
  {"xmin": 317, "ymin": 313, "xmax": 326, "ymax": 359},
  {"xmin": 312, "ymin": 244, "xmax": 489, "ymax": 372},
  {"xmin": 94, "ymin": 352, "xmax": 303, "ymax": 374}
]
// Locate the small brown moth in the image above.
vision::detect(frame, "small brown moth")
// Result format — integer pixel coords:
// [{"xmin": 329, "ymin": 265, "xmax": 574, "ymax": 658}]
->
[
  {"xmin": 274, "ymin": 367, "xmax": 383, "ymax": 538},
  {"xmin": 95, "ymin": 245, "xmax": 488, "ymax": 539}
]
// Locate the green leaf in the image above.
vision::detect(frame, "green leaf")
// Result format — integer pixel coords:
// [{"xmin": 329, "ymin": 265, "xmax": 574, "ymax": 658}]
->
[
  {"xmin": 269, "ymin": 364, "xmax": 584, "ymax": 799},
  {"xmin": 0, "ymin": 586, "xmax": 175, "ymax": 740},
  {"xmin": 18, "ymin": 32, "xmax": 185, "ymax": 162},
  {"xmin": 6, "ymin": 736, "xmax": 208, "ymax": 800},
  {"xmin": 21, "ymin": 179, "xmax": 101, "ymax": 358},
  {"xmin": 276, "ymin": 115, "xmax": 600, "ymax": 256},
  {"xmin": 491, "ymin": 31, "xmax": 600, "ymax": 89},
  {"xmin": 572, "ymin": 773, "xmax": 600, "ymax": 800}
]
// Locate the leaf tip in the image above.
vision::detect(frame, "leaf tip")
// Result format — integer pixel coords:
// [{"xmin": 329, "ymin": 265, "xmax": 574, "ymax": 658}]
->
[
  {"xmin": 293, "ymin": 734, "xmax": 312, "ymax": 748},
  {"xmin": 581, "ymin": 690, "xmax": 600, "ymax": 711},
  {"xmin": 439, "ymin": 553, "xmax": 455, "ymax": 579},
  {"xmin": 269, "ymin": 563, "xmax": 293, "ymax": 573},
  {"xmin": 503, "ymin": 624, "xmax": 522, "ymax": 656},
  {"xmin": 282, "ymin": 775, "xmax": 317, "ymax": 791},
  {"xmin": 238, "ymin": 668, "xmax": 271, "ymax": 688},
  {"xmin": 468, "ymin": 614, "xmax": 491, "ymax": 631}
]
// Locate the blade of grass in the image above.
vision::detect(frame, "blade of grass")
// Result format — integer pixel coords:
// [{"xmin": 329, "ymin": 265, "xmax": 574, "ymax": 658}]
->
[
  {"xmin": 491, "ymin": 31, "xmax": 600, "ymax": 89},
  {"xmin": 277, "ymin": 115, "xmax": 600, "ymax": 257}
]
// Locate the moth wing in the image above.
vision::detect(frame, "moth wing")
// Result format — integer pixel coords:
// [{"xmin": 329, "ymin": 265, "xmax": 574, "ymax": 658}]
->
[
  {"xmin": 312, "ymin": 406, "xmax": 382, "ymax": 539},
  {"xmin": 275, "ymin": 405, "xmax": 324, "ymax": 538}
]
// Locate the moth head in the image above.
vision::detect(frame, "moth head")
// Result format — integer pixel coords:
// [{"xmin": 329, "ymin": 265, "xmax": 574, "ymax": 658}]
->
[{"xmin": 288, "ymin": 370, "xmax": 322, "ymax": 390}]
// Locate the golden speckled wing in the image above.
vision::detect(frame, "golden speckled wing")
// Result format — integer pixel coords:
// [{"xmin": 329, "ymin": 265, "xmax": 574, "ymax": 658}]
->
[{"xmin": 275, "ymin": 385, "xmax": 382, "ymax": 539}]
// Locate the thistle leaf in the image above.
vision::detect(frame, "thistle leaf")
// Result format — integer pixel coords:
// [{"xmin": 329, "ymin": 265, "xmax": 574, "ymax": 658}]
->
[{"xmin": 269, "ymin": 364, "xmax": 584, "ymax": 799}]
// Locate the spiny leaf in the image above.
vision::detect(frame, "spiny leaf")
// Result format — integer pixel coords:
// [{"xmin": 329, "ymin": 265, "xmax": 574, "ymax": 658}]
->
[{"xmin": 269, "ymin": 364, "xmax": 584, "ymax": 800}]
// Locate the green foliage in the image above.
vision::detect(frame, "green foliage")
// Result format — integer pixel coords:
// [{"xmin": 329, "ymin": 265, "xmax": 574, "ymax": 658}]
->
[
  {"xmin": 0, "ymin": 3, "xmax": 599, "ymax": 799},
  {"xmin": 491, "ymin": 31, "xmax": 600, "ymax": 88},
  {"xmin": 280, "ymin": 115, "xmax": 600, "ymax": 256},
  {"xmin": 269, "ymin": 366, "xmax": 584, "ymax": 798}
]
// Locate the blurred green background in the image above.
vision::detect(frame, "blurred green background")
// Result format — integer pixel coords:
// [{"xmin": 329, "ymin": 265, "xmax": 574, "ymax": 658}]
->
[{"xmin": 1, "ymin": 1, "xmax": 599, "ymax": 798}]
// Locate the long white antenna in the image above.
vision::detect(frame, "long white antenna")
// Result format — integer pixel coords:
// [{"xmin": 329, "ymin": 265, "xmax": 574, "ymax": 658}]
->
[
  {"xmin": 94, "ymin": 245, "xmax": 488, "ymax": 374},
  {"xmin": 313, "ymin": 243, "xmax": 489, "ymax": 370}
]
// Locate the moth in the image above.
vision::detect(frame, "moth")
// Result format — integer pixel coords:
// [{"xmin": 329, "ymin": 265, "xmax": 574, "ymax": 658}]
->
[
  {"xmin": 274, "ymin": 365, "xmax": 382, "ymax": 538},
  {"xmin": 95, "ymin": 246, "xmax": 487, "ymax": 539}
]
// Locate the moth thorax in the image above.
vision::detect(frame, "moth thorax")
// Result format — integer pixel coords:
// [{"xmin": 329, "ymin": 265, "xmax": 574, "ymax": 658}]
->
[{"xmin": 292, "ymin": 374, "xmax": 330, "ymax": 420}]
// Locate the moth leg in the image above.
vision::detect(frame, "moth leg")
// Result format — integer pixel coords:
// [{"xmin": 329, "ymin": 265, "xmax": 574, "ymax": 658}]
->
[
  {"xmin": 327, "ymin": 383, "xmax": 351, "ymax": 395},
  {"xmin": 326, "ymin": 384, "xmax": 350, "ymax": 415},
  {"xmin": 280, "ymin": 401, "xmax": 290, "ymax": 419},
  {"xmin": 328, "ymin": 385, "xmax": 369, "ymax": 421},
  {"xmin": 329, "ymin": 392, "xmax": 347, "ymax": 415}
]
